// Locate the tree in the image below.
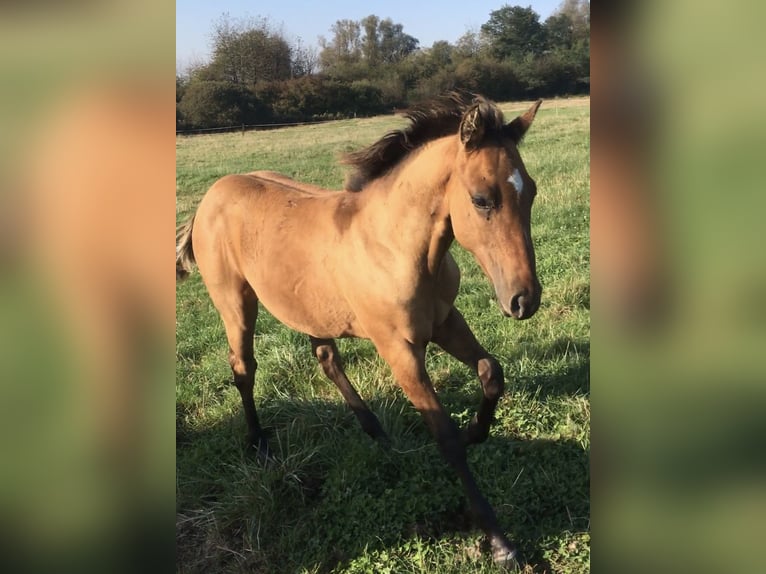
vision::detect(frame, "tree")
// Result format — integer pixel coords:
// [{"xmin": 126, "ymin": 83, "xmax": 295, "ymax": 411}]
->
[
  {"xmin": 428, "ymin": 40, "xmax": 453, "ymax": 69},
  {"xmin": 378, "ymin": 18, "xmax": 418, "ymax": 64},
  {"xmin": 454, "ymin": 30, "xmax": 489, "ymax": 61},
  {"xmin": 360, "ymin": 15, "xmax": 381, "ymax": 66},
  {"xmin": 319, "ymin": 19, "xmax": 362, "ymax": 72},
  {"xmin": 545, "ymin": 12, "xmax": 575, "ymax": 50},
  {"xmin": 546, "ymin": 0, "xmax": 590, "ymax": 49},
  {"xmin": 542, "ymin": 1, "xmax": 589, "ymax": 92},
  {"xmin": 291, "ymin": 38, "xmax": 319, "ymax": 77},
  {"xmin": 176, "ymin": 75, "xmax": 187, "ymax": 128},
  {"xmin": 204, "ymin": 15, "xmax": 293, "ymax": 85},
  {"xmin": 481, "ymin": 5, "xmax": 547, "ymax": 60},
  {"xmin": 556, "ymin": 0, "xmax": 590, "ymax": 42},
  {"xmin": 176, "ymin": 75, "xmax": 187, "ymax": 103},
  {"xmin": 319, "ymin": 16, "xmax": 418, "ymax": 78}
]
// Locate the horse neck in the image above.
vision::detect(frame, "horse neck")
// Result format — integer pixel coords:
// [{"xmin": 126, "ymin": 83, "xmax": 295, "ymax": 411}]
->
[{"xmin": 360, "ymin": 137, "xmax": 457, "ymax": 275}]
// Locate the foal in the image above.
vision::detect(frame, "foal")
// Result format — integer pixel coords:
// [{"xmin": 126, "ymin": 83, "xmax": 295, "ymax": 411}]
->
[{"xmin": 177, "ymin": 93, "xmax": 542, "ymax": 568}]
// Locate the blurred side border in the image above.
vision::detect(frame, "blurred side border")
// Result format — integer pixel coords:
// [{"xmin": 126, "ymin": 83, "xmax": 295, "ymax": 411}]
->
[
  {"xmin": 0, "ymin": 2, "xmax": 176, "ymax": 573},
  {"xmin": 592, "ymin": 1, "xmax": 766, "ymax": 573}
]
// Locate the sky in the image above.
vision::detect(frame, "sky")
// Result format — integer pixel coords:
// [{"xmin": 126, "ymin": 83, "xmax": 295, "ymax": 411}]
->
[{"xmin": 176, "ymin": 0, "xmax": 563, "ymax": 72}]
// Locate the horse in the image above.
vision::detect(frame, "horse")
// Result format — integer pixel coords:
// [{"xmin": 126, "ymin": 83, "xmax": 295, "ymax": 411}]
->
[{"xmin": 176, "ymin": 93, "xmax": 542, "ymax": 568}]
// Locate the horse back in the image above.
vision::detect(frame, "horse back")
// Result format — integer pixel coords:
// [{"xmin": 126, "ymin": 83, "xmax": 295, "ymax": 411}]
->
[{"xmin": 192, "ymin": 172, "xmax": 367, "ymax": 337}]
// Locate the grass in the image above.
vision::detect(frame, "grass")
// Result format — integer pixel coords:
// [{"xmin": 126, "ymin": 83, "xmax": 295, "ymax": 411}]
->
[{"xmin": 176, "ymin": 97, "xmax": 590, "ymax": 573}]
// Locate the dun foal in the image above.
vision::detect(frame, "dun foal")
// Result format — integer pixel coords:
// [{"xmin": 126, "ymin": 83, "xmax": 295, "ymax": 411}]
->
[{"xmin": 177, "ymin": 93, "xmax": 543, "ymax": 568}]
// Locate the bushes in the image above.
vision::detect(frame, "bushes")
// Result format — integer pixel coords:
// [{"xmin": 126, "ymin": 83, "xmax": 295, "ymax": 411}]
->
[
  {"xmin": 177, "ymin": 81, "xmax": 270, "ymax": 130},
  {"xmin": 176, "ymin": 51, "xmax": 588, "ymax": 131},
  {"xmin": 178, "ymin": 77, "xmax": 389, "ymax": 130},
  {"xmin": 259, "ymin": 77, "xmax": 386, "ymax": 122},
  {"xmin": 514, "ymin": 47, "xmax": 589, "ymax": 98}
]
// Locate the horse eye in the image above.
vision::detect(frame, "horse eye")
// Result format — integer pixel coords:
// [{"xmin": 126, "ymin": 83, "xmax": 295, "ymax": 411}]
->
[{"xmin": 471, "ymin": 195, "xmax": 491, "ymax": 210}]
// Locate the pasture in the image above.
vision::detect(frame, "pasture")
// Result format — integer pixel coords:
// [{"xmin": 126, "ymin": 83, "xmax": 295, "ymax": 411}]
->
[{"xmin": 176, "ymin": 96, "xmax": 590, "ymax": 573}]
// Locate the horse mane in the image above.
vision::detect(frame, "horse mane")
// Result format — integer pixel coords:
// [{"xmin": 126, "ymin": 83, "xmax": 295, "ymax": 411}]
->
[{"xmin": 342, "ymin": 91, "xmax": 506, "ymax": 192}]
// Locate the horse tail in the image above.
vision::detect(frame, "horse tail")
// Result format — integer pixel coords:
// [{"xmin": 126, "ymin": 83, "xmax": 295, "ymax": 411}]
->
[{"xmin": 176, "ymin": 214, "xmax": 196, "ymax": 280}]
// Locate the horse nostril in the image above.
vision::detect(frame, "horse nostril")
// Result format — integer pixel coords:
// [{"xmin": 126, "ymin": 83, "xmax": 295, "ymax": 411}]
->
[{"xmin": 510, "ymin": 293, "xmax": 525, "ymax": 319}]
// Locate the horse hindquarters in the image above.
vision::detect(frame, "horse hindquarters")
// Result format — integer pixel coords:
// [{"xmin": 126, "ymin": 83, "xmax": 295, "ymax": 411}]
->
[{"xmin": 190, "ymin": 191, "xmax": 270, "ymax": 457}]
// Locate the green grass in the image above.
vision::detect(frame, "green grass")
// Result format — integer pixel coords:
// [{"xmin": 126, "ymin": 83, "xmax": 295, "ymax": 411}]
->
[{"xmin": 176, "ymin": 97, "xmax": 590, "ymax": 573}]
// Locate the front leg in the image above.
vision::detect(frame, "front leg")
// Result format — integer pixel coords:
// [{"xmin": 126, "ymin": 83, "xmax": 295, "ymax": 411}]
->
[
  {"xmin": 372, "ymin": 336, "xmax": 521, "ymax": 569},
  {"xmin": 431, "ymin": 306, "xmax": 505, "ymax": 445}
]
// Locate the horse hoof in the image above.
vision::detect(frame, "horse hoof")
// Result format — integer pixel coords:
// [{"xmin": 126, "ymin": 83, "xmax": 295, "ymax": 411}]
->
[
  {"xmin": 257, "ymin": 443, "xmax": 273, "ymax": 463},
  {"xmin": 491, "ymin": 540, "xmax": 523, "ymax": 571},
  {"xmin": 374, "ymin": 432, "xmax": 392, "ymax": 449},
  {"xmin": 462, "ymin": 422, "xmax": 489, "ymax": 446},
  {"xmin": 494, "ymin": 551, "xmax": 522, "ymax": 571},
  {"xmin": 246, "ymin": 436, "xmax": 273, "ymax": 463}
]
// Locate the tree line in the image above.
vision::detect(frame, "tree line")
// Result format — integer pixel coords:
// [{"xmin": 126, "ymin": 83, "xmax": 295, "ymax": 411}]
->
[{"xmin": 176, "ymin": 1, "xmax": 589, "ymax": 131}]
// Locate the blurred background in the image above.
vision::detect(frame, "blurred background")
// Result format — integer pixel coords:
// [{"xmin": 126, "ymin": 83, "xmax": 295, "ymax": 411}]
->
[
  {"xmin": 0, "ymin": 1, "xmax": 175, "ymax": 572},
  {"xmin": 0, "ymin": 1, "xmax": 764, "ymax": 572}
]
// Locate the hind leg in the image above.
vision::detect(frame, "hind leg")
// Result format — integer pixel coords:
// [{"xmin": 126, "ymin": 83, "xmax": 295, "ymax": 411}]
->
[
  {"xmin": 310, "ymin": 337, "xmax": 388, "ymax": 443},
  {"xmin": 208, "ymin": 280, "xmax": 269, "ymax": 457}
]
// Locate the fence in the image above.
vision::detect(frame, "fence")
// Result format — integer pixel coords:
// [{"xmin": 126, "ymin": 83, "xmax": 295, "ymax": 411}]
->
[{"xmin": 176, "ymin": 117, "xmax": 346, "ymax": 136}]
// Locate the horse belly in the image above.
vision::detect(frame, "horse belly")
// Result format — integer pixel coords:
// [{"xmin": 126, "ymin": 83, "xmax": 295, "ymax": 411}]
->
[
  {"xmin": 256, "ymin": 286, "xmax": 365, "ymax": 339},
  {"xmin": 246, "ymin": 255, "xmax": 366, "ymax": 340}
]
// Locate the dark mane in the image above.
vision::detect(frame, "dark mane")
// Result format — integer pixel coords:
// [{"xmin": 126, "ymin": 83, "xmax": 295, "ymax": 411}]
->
[{"xmin": 342, "ymin": 92, "xmax": 505, "ymax": 192}]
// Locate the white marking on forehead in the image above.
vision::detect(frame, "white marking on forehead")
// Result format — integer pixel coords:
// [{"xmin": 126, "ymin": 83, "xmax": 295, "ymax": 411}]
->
[{"xmin": 508, "ymin": 169, "xmax": 524, "ymax": 195}]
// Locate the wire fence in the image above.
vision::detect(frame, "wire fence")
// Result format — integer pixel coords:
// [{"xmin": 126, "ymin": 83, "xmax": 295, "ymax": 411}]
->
[{"xmin": 176, "ymin": 117, "xmax": 345, "ymax": 136}]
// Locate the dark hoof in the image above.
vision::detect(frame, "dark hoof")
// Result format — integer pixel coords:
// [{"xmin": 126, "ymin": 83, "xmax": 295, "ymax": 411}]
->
[
  {"xmin": 491, "ymin": 537, "xmax": 523, "ymax": 571},
  {"xmin": 462, "ymin": 417, "xmax": 490, "ymax": 446},
  {"xmin": 359, "ymin": 413, "xmax": 388, "ymax": 446},
  {"xmin": 373, "ymin": 431, "xmax": 392, "ymax": 449},
  {"xmin": 494, "ymin": 551, "xmax": 522, "ymax": 571},
  {"xmin": 246, "ymin": 434, "xmax": 273, "ymax": 463}
]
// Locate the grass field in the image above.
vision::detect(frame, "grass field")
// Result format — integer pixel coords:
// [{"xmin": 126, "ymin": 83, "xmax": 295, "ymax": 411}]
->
[{"xmin": 176, "ymin": 97, "xmax": 590, "ymax": 573}]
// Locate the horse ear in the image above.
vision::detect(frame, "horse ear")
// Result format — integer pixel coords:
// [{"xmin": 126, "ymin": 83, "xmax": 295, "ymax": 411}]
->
[
  {"xmin": 459, "ymin": 104, "xmax": 485, "ymax": 150},
  {"xmin": 505, "ymin": 99, "xmax": 542, "ymax": 143}
]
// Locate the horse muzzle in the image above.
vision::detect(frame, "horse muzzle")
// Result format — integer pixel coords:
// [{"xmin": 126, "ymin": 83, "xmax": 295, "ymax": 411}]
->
[{"xmin": 499, "ymin": 280, "xmax": 541, "ymax": 320}]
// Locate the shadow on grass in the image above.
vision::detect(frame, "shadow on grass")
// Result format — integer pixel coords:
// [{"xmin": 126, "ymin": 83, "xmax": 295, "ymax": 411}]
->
[
  {"xmin": 520, "ymin": 338, "xmax": 590, "ymax": 398},
  {"xmin": 432, "ymin": 338, "xmax": 589, "ymax": 419},
  {"xmin": 177, "ymin": 377, "xmax": 589, "ymax": 573}
]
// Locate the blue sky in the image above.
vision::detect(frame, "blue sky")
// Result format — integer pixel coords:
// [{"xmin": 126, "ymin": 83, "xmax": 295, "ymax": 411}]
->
[{"xmin": 176, "ymin": 0, "xmax": 563, "ymax": 71}]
